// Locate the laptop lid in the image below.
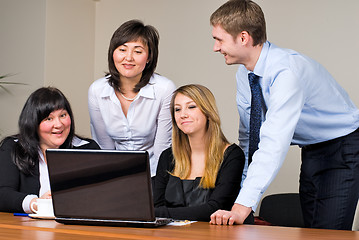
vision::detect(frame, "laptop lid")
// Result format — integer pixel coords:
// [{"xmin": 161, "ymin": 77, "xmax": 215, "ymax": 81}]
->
[{"xmin": 46, "ymin": 149, "xmax": 155, "ymax": 222}]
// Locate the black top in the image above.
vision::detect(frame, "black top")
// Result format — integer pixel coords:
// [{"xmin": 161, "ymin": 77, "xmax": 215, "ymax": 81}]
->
[
  {"xmin": 154, "ymin": 144, "xmax": 245, "ymax": 221},
  {"xmin": 0, "ymin": 136, "xmax": 100, "ymax": 213}
]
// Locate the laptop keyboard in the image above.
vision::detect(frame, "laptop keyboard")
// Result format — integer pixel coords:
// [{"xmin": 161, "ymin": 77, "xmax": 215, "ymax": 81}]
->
[{"xmin": 155, "ymin": 218, "xmax": 173, "ymax": 225}]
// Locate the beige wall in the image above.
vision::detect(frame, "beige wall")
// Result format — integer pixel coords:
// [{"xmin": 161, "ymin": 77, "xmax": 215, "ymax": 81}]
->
[
  {"xmin": 0, "ymin": 0, "xmax": 96, "ymax": 138},
  {"xmin": 1, "ymin": 0, "xmax": 358, "ymax": 219},
  {"xmin": 44, "ymin": 0, "xmax": 96, "ymax": 137},
  {"xmin": 0, "ymin": 0, "xmax": 46, "ymax": 136}
]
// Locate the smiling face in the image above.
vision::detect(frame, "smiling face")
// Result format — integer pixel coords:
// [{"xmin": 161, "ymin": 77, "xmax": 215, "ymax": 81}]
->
[
  {"xmin": 38, "ymin": 109, "xmax": 71, "ymax": 152},
  {"xmin": 113, "ymin": 39, "xmax": 149, "ymax": 82},
  {"xmin": 174, "ymin": 93, "xmax": 208, "ymax": 138},
  {"xmin": 212, "ymin": 24, "xmax": 245, "ymax": 65}
]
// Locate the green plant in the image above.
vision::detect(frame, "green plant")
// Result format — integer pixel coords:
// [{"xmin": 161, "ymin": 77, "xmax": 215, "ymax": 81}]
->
[{"xmin": 0, "ymin": 74, "xmax": 26, "ymax": 94}]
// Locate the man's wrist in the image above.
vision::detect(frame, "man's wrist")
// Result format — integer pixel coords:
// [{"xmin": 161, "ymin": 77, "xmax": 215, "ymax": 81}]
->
[
  {"xmin": 232, "ymin": 203, "xmax": 241, "ymax": 211},
  {"xmin": 232, "ymin": 203, "xmax": 252, "ymax": 215}
]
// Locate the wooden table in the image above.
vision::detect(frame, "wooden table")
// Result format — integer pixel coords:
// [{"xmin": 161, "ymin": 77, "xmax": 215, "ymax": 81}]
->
[{"xmin": 0, "ymin": 212, "xmax": 358, "ymax": 240}]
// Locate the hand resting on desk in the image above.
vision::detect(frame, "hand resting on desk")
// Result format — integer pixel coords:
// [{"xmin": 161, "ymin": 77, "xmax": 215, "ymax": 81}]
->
[{"xmin": 210, "ymin": 203, "xmax": 252, "ymax": 225}]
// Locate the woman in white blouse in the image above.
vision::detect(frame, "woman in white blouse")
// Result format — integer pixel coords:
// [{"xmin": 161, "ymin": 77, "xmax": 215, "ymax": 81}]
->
[{"xmin": 88, "ymin": 19, "xmax": 176, "ymax": 178}]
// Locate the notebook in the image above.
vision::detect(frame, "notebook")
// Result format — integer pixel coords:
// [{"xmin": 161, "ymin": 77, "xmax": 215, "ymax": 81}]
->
[{"xmin": 46, "ymin": 149, "xmax": 172, "ymax": 227}]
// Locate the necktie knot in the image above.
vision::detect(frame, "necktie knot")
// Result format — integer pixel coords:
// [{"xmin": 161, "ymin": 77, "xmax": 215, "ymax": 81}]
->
[{"xmin": 248, "ymin": 72, "xmax": 260, "ymax": 88}]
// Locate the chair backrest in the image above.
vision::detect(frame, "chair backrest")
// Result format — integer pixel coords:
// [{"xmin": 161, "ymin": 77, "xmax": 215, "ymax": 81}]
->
[{"xmin": 259, "ymin": 193, "xmax": 305, "ymax": 228}]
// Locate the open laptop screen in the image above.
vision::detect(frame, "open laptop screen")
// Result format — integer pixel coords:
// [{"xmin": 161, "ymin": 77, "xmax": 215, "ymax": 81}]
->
[{"xmin": 46, "ymin": 149, "xmax": 154, "ymax": 221}]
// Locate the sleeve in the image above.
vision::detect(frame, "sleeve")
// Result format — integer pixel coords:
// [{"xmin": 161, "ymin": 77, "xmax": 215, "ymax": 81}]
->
[
  {"xmin": 75, "ymin": 138, "xmax": 101, "ymax": 150},
  {"xmin": 155, "ymin": 145, "xmax": 245, "ymax": 221},
  {"xmin": 236, "ymin": 69, "xmax": 305, "ymax": 210},
  {"xmin": 0, "ymin": 138, "xmax": 32, "ymax": 213},
  {"xmin": 153, "ymin": 148, "xmax": 173, "ymax": 208},
  {"xmin": 88, "ymin": 82, "xmax": 116, "ymax": 149},
  {"xmin": 152, "ymin": 80, "xmax": 176, "ymax": 170},
  {"xmin": 22, "ymin": 195, "xmax": 38, "ymax": 213}
]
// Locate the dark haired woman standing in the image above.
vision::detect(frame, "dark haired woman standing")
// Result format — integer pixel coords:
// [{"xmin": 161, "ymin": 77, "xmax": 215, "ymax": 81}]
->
[
  {"xmin": 88, "ymin": 20, "xmax": 176, "ymax": 178},
  {"xmin": 0, "ymin": 87, "xmax": 99, "ymax": 213}
]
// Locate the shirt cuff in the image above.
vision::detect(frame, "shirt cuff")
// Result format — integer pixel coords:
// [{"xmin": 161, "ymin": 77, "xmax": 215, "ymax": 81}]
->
[
  {"xmin": 22, "ymin": 195, "xmax": 38, "ymax": 213},
  {"xmin": 234, "ymin": 187, "xmax": 261, "ymax": 212}
]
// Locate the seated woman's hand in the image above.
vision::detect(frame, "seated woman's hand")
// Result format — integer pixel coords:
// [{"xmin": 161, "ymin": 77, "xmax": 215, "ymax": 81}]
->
[{"xmin": 40, "ymin": 190, "xmax": 52, "ymax": 199}]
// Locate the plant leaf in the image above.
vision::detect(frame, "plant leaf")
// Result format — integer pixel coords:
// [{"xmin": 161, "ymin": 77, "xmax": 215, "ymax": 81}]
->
[
  {"xmin": 0, "ymin": 74, "xmax": 27, "ymax": 94},
  {"xmin": 0, "ymin": 85, "xmax": 12, "ymax": 94},
  {"xmin": 0, "ymin": 74, "xmax": 15, "ymax": 79},
  {"xmin": 0, "ymin": 81, "xmax": 27, "ymax": 85}
]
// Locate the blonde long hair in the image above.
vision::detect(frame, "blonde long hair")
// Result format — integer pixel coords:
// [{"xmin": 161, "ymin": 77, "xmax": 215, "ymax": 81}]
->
[{"xmin": 170, "ymin": 84, "xmax": 229, "ymax": 188}]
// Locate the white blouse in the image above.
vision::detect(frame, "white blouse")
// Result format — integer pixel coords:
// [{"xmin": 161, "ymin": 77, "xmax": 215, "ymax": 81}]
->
[
  {"xmin": 88, "ymin": 74, "xmax": 176, "ymax": 176},
  {"xmin": 22, "ymin": 137, "xmax": 92, "ymax": 213}
]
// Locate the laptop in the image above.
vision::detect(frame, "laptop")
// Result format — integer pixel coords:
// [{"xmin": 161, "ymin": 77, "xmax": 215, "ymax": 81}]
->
[{"xmin": 46, "ymin": 149, "xmax": 172, "ymax": 227}]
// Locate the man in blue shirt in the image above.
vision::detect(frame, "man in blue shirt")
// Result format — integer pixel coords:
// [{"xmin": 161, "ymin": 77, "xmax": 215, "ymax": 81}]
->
[{"xmin": 209, "ymin": 0, "xmax": 359, "ymax": 230}]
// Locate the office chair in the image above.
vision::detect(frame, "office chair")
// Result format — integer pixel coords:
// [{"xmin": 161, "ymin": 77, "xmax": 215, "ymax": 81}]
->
[{"xmin": 258, "ymin": 193, "xmax": 305, "ymax": 228}]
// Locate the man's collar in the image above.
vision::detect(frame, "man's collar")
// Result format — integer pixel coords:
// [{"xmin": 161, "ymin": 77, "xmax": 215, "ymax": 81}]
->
[{"xmin": 252, "ymin": 41, "xmax": 270, "ymax": 78}]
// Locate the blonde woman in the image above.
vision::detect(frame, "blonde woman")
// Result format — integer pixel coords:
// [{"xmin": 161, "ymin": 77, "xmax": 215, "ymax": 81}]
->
[{"xmin": 154, "ymin": 84, "xmax": 253, "ymax": 223}]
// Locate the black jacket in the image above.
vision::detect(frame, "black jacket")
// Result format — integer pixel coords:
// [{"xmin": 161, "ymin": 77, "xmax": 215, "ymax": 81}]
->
[{"xmin": 0, "ymin": 137, "xmax": 100, "ymax": 213}]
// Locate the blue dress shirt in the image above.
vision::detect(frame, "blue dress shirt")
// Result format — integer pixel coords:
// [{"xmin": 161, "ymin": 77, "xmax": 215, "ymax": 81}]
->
[{"xmin": 235, "ymin": 41, "xmax": 359, "ymax": 209}]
